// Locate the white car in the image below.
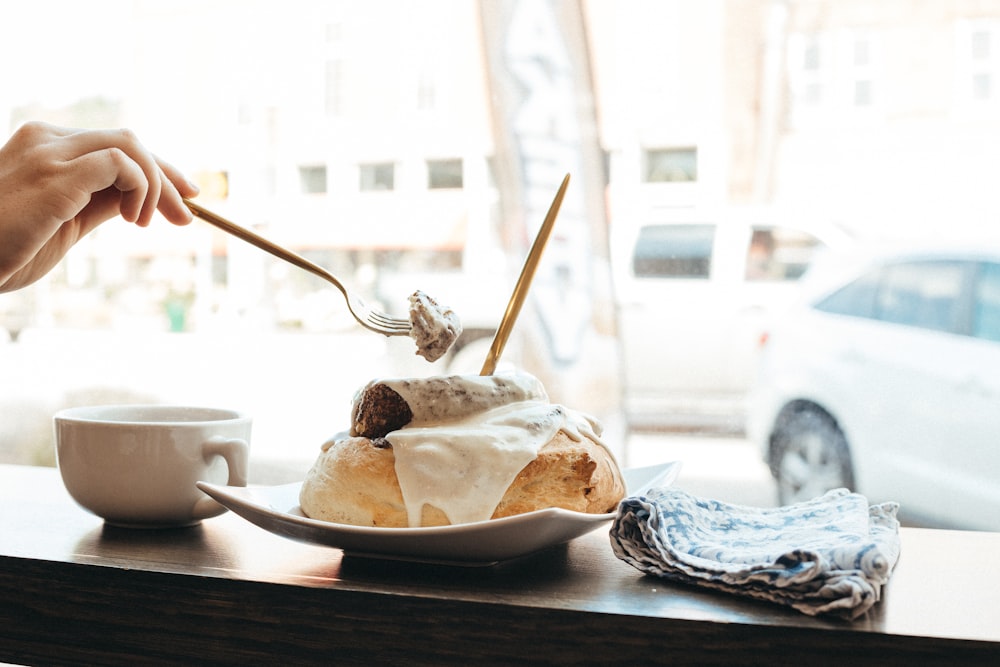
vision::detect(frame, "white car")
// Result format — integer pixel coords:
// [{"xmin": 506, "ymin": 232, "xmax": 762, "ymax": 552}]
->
[
  {"xmin": 747, "ymin": 242, "xmax": 1000, "ymax": 530},
  {"xmin": 612, "ymin": 209, "xmax": 852, "ymax": 431}
]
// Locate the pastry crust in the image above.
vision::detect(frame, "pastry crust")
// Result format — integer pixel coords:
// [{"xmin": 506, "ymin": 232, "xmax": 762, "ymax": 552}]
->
[{"xmin": 299, "ymin": 430, "xmax": 625, "ymax": 527}]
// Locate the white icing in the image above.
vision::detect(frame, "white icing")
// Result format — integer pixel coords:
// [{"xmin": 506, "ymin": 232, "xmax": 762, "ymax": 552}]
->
[
  {"xmin": 378, "ymin": 373, "xmax": 547, "ymax": 426},
  {"xmin": 384, "ymin": 396, "xmax": 609, "ymax": 527}
]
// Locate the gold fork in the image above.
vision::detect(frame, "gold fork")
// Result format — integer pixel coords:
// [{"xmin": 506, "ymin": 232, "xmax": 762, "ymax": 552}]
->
[{"xmin": 184, "ymin": 200, "xmax": 412, "ymax": 337}]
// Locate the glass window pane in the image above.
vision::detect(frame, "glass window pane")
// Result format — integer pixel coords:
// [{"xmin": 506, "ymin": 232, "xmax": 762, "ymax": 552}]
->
[
  {"xmin": 972, "ymin": 29, "xmax": 992, "ymax": 59},
  {"xmin": 974, "ymin": 262, "xmax": 1000, "ymax": 342},
  {"xmin": 298, "ymin": 165, "xmax": 327, "ymax": 194},
  {"xmin": 427, "ymin": 159, "xmax": 463, "ymax": 189},
  {"xmin": 325, "ymin": 59, "xmax": 344, "ymax": 116},
  {"xmin": 854, "ymin": 38, "xmax": 871, "ymax": 66},
  {"xmin": 974, "ymin": 72, "xmax": 993, "ymax": 101},
  {"xmin": 359, "ymin": 162, "xmax": 395, "ymax": 191},
  {"xmin": 875, "ymin": 261, "xmax": 967, "ymax": 333},
  {"xmin": 815, "ymin": 269, "xmax": 880, "ymax": 318},
  {"xmin": 632, "ymin": 224, "xmax": 714, "ymax": 278},
  {"xmin": 854, "ymin": 79, "xmax": 873, "ymax": 106},
  {"xmin": 745, "ymin": 226, "xmax": 825, "ymax": 281},
  {"xmin": 643, "ymin": 148, "xmax": 697, "ymax": 182},
  {"xmin": 803, "ymin": 38, "xmax": 821, "ymax": 69}
]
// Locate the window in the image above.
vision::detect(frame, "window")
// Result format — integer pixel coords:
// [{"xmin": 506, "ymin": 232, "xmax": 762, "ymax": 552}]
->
[
  {"xmin": 875, "ymin": 261, "xmax": 967, "ymax": 333},
  {"xmin": 745, "ymin": 227, "xmax": 825, "ymax": 281},
  {"xmin": 359, "ymin": 162, "xmax": 395, "ymax": 191},
  {"xmin": 969, "ymin": 25, "xmax": 996, "ymax": 101},
  {"xmin": 427, "ymin": 158, "xmax": 463, "ymax": 189},
  {"xmin": 632, "ymin": 224, "xmax": 714, "ymax": 279},
  {"xmin": 819, "ymin": 261, "xmax": 969, "ymax": 333},
  {"xmin": 957, "ymin": 20, "xmax": 1000, "ymax": 112},
  {"xmin": 815, "ymin": 269, "xmax": 880, "ymax": 319},
  {"xmin": 324, "ymin": 21, "xmax": 345, "ymax": 117},
  {"xmin": 643, "ymin": 148, "xmax": 697, "ymax": 183},
  {"xmin": 974, "ymin": 262, "xmax": 1000, "ymax": 342},
  {"xmin": 325, "ymin": 59, "xmax": 345, "ymax": 117},
  {"xmin": 787, "ymin": 30, "xmax": 880, "ymax": 124},
  {"xmin": 298, "ymin": 165, "xmax": 328, "ymax": 194},
  {"xmin": 788, "ymin": 32, "xmax": 829, "ymax": 122},
  {"xmin": 417, "ymin": 72, "xmax": 437, "ymax": 111},
  {"xmin": 848, "ymin": 34, "xmax": 876, "ymax": 109}
]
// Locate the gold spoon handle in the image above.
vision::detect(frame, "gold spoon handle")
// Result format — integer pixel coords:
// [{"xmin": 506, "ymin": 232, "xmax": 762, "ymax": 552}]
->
[{"xmin": 480, "ymin": 173, "xmax": 570, "ymax": 376}]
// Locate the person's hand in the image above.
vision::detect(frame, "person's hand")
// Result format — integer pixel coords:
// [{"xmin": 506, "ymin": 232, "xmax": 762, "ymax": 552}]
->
[{"xmin": 0, "ymin": 121, "xmax": 200, "ymax": 292}]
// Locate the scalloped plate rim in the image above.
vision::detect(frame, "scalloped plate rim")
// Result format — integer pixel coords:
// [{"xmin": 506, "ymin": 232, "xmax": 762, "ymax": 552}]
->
[{"xmin": 198, "ymin": 460, "xmax": 680, "ymax": 565}]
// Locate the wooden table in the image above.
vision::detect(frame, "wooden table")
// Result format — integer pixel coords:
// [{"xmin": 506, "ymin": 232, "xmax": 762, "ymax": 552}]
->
[{"xmin": 1, "ymin": 463, "xmax": 998, "ymax": 666}]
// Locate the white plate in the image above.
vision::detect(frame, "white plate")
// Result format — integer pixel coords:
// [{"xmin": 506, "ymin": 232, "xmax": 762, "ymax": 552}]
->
[{"xmin": 198, "ymin": 461, "xmax": 680, "ymax": 566}]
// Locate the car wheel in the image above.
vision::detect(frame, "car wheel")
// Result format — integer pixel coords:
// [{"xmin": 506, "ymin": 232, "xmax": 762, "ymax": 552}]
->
[{"xmin": 770, "ymin": 407, "xmax": 855, "ymax": 505}]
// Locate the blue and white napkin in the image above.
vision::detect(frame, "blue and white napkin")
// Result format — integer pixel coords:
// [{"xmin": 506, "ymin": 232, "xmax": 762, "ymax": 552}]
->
[{"xmin": 610, "ymin": 487, "xmax": 901, "ymax": 619}]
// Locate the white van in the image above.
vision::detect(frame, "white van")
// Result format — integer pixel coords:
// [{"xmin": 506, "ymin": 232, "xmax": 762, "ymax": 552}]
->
[{"xmin": 611, "ymin": 207, "xmax": 853, "ymax": 431}]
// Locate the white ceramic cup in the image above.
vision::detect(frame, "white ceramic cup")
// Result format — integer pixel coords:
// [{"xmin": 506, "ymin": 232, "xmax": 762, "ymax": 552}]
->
[{"xmin": 54, "ymin": 405, "xmax": 251, "ymax": 528}]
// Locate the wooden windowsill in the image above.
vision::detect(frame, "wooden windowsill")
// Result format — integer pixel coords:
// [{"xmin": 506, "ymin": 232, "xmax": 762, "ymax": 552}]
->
[{"xmin": 0, "ymin": 463, "xmax": 997, "ymax": 666}]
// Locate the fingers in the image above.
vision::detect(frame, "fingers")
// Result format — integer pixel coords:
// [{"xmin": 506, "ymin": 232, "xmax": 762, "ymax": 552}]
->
[
  {"xmin": 49, "ymin": 126, "xmax": 198, "ymax": 227},
  {"xmin": 59, "ymin": 147, "xmax": 150, "ymax": 224},
  {"xmin": 56, "ymin": 128, "xmax": 161, "ymax": 225},
  {"xmin": 158, "ymin": 155, "xmax": 200, "ymax": 198},
  {"xmin": 156, "ymin": 157, "xmax": 199, "ymax": 226}
]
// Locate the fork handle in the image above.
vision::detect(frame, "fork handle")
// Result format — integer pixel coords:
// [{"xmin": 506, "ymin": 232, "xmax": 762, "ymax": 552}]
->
[{"xmin": 184, "ymin": 199, "xmax": 347, "ymax": 296}]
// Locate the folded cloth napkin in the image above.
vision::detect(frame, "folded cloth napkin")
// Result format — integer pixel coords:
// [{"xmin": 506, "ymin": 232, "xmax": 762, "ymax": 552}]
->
[{"xmin": 609, "ymin": 487, "xmax": 901, "ymax": 619}]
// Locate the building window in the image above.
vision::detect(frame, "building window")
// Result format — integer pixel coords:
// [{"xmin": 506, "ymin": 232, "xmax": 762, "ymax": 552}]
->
[
  {"xmin": 359, "ymin": 162, "xmax": 395, "ymax": 191},
  {"xmin": 854, "ymin": 79, "xmax": 873, "ymax": 106},
  {"xmin": 972, "ymin": 30, "xmax": 995, "ymax": 101},
  {"xmin": 299, "ymin": 165, "xmax": 328, "ymax": 194},
  {"xmin": 427, "ymin": 158, "xmax": 463, "ymax": 189},
  {"xmin": 973, "ymin": 72, "xmax": 993, "ymax": 101},
  {"xmin": 957, "ymin": 20, "xmax": 999, "ymax": 110},
  {"xmin": 643, "ymin": 147, "xmax": 697, "ymax": 183},
  {"xmin": 847, "ymin": 34, "xmax": 876, "ymax": 109},
  {"xmin": 789, "ymin": 32, "xmax": 828, "ymax": 116},
  {"xmin": 417, "ymin": 72, "xmax": 437, "ymax": 111},
  {"xmin": 788, "ymin": 31, "xmax": 880, "ymax": 124},
  {"xmin": 325, "ymin": 59, "xmax": 344, "ymax": 117},
  {"xmin": 324, "ymin": 21, "xmax": 345, "ymax": 117}
]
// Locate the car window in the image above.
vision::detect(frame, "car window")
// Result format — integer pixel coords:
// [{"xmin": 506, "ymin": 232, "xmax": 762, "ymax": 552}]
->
[
  {"xmin": 744, "ymin": 226, "xmax": 825, "ymax": 282},
  {"xmin": 973, "ymin": 261, "xmax": 1000, "ymax": 343},
  {"xmin": 814, "ymin": 267, "xmax": 880, "ymax": 318},
  {"xmin": 814, "ymin": 259, "xmax": 969, "ymax": 333},
  {"xmin": 632, "ymin": 224, "xmax": 715, "ymax": 279},
  {"xmin": 875, "ymin": 261, "xmax": 968, "ymax": 334}
]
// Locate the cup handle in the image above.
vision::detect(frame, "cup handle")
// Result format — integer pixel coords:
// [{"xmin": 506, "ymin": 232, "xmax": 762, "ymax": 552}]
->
[{"xmin": 192, "ymin": 435, "xmax": 250, "ymax": 520}]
